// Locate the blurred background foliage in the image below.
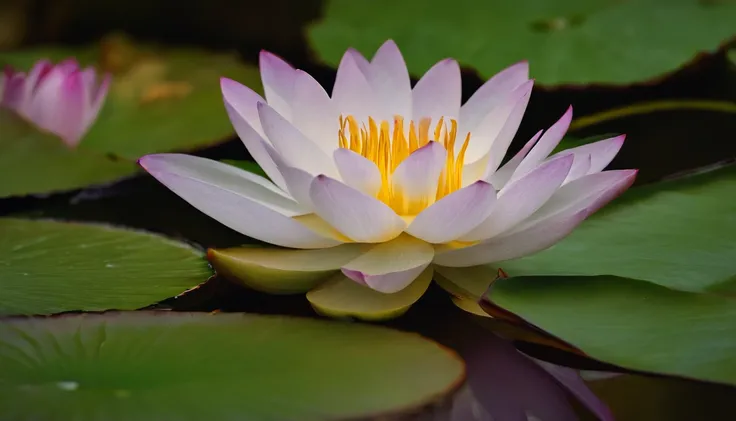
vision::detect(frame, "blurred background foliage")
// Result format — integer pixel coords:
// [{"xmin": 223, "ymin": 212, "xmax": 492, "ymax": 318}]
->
[{"xmin": 1, "ymin": 0, "xmax": 734, "ymax": 419}]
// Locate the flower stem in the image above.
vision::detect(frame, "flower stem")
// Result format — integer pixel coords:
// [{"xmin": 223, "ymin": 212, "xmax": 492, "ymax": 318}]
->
[{"xmin": 569, "ymin": 99, "xmax": 736, "ymax": 132}]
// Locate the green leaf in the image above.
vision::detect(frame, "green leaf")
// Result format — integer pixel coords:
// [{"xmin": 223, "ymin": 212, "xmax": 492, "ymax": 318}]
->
[
  {"xmin": 0, "ymin": 34, "xmax": 261, "ymax": 158},
  {"xmin": 309, "ymin": 0, "xmax": 736, "ymax": 85},
  {"xmin": 483, "ymin": 275, "xmax": 736, "ymax": 386},
  {"xmin": 0, "ymin": 110, "xmax": 137, "ymax": 198},
  {"xmin": 0, "ymin": 312, "xmax": 465, "ymax": 420},
  {"xmin": 496, "ymin": 164, "xmax": 736, "ymax": 293},
  {"xmin": 0, "ymin": 218, "xmax": 212, "ymax": 315}
]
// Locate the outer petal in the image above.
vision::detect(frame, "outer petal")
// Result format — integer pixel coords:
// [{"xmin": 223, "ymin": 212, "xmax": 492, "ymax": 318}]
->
[
  {"xmin": 23, "ymin": 59, "xmax": 53, "ymax": 95},
  {"xmin": 341, "ymin": 235, "xmax": 434, "ymax": 293},
  {"xmin": 307, "ymin": 267, "xmax": 432, "ymax": 321},
  {"xmin": 412, "ymin": 59, "xmax": 461, "ymax": 123},
  {"xmin": 367, "ymin": 40, "xmax": 412, "ymax": 121},
  {"xmin": 488, "ymin": 130, "xmax": 543, "ymax": 189},
  {"xmin": 309, "ymin": 175, "xmax": 406, "ymax": 243},
  {"xmin": 289, "ymin": 70, "xmax": 339, "ymax": 154},
  {"xmin": 259, "ymin": 51, "xmax": 296, "ymax": 120},
  {"xmin": 510, "ymin": 106, "xmax": 573, "ymax": 183},
  {"xmin": 434, "ymin": 264, "xmax": 499, "ymax": 300},
  {"xmin": 332, "ymin": 50, "xmax": 377, "ymax": 123},
  {"xmin": 391, "ymin": 141, "xmax": 446, "ymax": 203},
  {"xmin": 460, "ymin": 61, "xmax": 529, "ymax": 133},
  {"xmin": 407, "ymin": 181, "xmax": 496, "ymax": 244},
  {"xmin": 139, "ymin": 154, "xmax": 341, "ymax": 249},
  {"xmin": 30, "ymin": 68, "xmax": 86, "ymax": 146},
  {"xmin": 220, "ymin": 77, "xmax": 266, "ymax": 137},
  {"xmin": 527, "ymin": 170, "xmax": 638, "ymax": 225},
  {"xmin": 258, "ymin": 102, "xmax": 339, "ymax": 177},
  {"xmin": 551, "ymin": 135, "xmax": 626, "ymax": 180},
  {"xmin": 333, "ymin": 148, "xmax": 382, "ymax": 197},
  {"xmin": 434, "ymin": 209, "xmax": 588, "ymax": 267},
  {"xmin": 461, "ymin": 80, "xmax": 534, "ymax": 182},
  {"xmin": 266, "ymin": 144, "xmax": 316, "ymax": 209},
  {"xmin": 139, "ymin": 153, "xmax": 300, "ymax": 213},
  {"xmin": 223, "ymin": 101, "xmax": 288, "ymax": 191},
  {"xmin": 86, "ymin": 73, "xmax": 110, "ymax": 126},
  {"xmin": 207, "ymin": 244, "xmax": 365, "ymax": 294},
  {"xmin": 1, "ymin": 71, "xmax": 27, "ymax": 110},
  {"xmin": 461, "ymin": 154, "xmax": 574, "ymax": 241},
  {"xmin": 483, "ymin": 80, "xmax": 535, "ymax": 174},
  {"xmin": 564, "ymin": 154, "xmax": 592, "ymax": 184}
]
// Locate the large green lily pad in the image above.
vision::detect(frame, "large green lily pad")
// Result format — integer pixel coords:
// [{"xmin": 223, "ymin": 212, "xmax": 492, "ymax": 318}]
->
[
  {"xmin": 0, "ymin": 110, "xmax": 136, "ymax": 198},
  {"xmin": 0, "ymin": 34, "xmax": 261, "ymax": 158},
  {"xmin": 495, "ymin": 164, "xmax": 736, "ymax": 294},
  {"xmin": 0, "ymin": 312, "xmax": 464, "ymax": 420},
  {"xmin": 0, "ymin": 218, "xmax": 212, "ymax": 315},
  {"xmin": 309, "ymin": 0, "xmax": 736, "ymax": 85},
  {"xmin": 483, "ymin": 275, "xmax": 736, "ymax": 386}
]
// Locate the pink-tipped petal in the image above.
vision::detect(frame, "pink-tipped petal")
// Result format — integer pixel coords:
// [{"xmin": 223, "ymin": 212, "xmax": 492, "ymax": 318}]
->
[
  {"xmin": 223, "ymin": 101, "xmax": 288, "ymax": 191},
  {"xmin": 266, "ymin": 145, "xmax": 316, "ymax": 209},
  {"xmin": 435, "ymin": 208, "xmax": 589, "ymax": 267},
  {"xmin": 23, "ymin": 59, "xmax": 52, "ymax": 95},
  {"xmin": 460, "ymin": 60, "xmax": 530, "ymax": 131},
  {"xmin": 257, "ymin": 102, "xmax": 339, "ymax": 177},
  {"xmin": 391, "ymin": 141, "xmax": 447, "ymax": 203},
  {"xmin": 32, "ymin": 68, "xmax": 86, "ymax": 147},
  {"xmin": 341, "ymin": 235, "xmax": 434, "ymax": 293},
  {"xmin": 460, "ymin": 80, "xmax": 535, "ymax": 181},
  {"xmin": 333, "ymin": 148, "xmax": 382, "ymax": 197},
  {"xmin": 488, "ymin": 129, "xmax": 543, "ymax": 189},
  {"xmin": 259, "ymin": 51, "xmax": 296, "ymax": 120},
  {"xmin": 529, "ymin": 169, "xmax": 638, "ymax": 224},
  {"xmin": 290, "ymin": 70, "xmax": 339, "ymax": 154},
  {"xmin": 84, "ymin": 72, "xmax": 110, "ymax": 129},
  {"xmin": 407, "ymin": 181, "xmax": 497, "ymax": 244},
  {"xmin": 332, "ymin": 50, "xmax": 378, "ymax": 123},
  {"xmin": 461, "ymin": 154, "xmax": 574, "ymax": 242},
  {"xmin": 221, "ymin": 77, "xmax": 267, "ymax": 137},
  {"xmin": 56, "ymin": 58, "xmax": 80, "ymax": 75},
  {"xmin": 412, "ymin": 58, "xmax": 461, "ymax": 123},
  {"xmin": 564, "ymin": 153, "xmax": 592, "ymax": 184},
  {"xmin": 510, "ymin": 106, "xmax": 574, "ymax": 183},
  {"xmin": 1, "ymin": 71, "xmax": 26, "ymax": 110},
  {"xmin": 346, "ymin": 48, "xmax": 371, "ymax": 75},
  {"xmin": 309, "ymin": 175, "xmax": 406, "ymax": 243},
  {"xmin": 367, "ymin": 40, "xmax": 412, "ymax": 120},
  {"xmin": 552, "ymin": 135, "xmax": 626, "ymax": 180},
  {"xmin": 139, "ymin": 154, "xmax": 340, "ymax": 249}
]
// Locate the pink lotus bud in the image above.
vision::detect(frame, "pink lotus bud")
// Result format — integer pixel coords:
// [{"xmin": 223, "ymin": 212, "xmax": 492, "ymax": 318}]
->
[{"xmin": 0, "ymin": 58, "xmax": 111, "ymax": 148}]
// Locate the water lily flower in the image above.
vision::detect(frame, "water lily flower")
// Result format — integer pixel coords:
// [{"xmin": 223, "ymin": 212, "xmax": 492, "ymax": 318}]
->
[
  {"xmin": 0, "ymin": 58, "xmax": 110, "ymax": 148},
  {"xmin": 139, "ymin": 40, "xmax": 637, "ymax": 320}
]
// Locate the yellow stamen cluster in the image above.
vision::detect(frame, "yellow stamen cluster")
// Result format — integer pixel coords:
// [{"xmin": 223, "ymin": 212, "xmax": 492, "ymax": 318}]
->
[{"xmin": 338, "ymin": 115, "xmax": 471, "ymax": 215}]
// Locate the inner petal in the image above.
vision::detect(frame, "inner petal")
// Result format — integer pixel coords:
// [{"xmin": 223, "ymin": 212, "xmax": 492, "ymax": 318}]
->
[{"xmin": 337, "ymin": 114, "xmax": 472, "ymax": 215}]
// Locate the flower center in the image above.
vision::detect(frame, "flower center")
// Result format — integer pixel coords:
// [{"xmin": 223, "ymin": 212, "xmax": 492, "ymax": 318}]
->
[{"xmin": 338, "ymin": 115, "xmax": 471, "ymax": 215}]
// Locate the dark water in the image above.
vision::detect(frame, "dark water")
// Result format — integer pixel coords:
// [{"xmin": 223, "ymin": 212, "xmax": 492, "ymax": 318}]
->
[{"xmin": 2, "ymin": 1, "xmax": 736, "ymax": 419}]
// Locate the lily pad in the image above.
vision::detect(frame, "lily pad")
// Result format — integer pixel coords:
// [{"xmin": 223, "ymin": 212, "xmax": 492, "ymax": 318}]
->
[
  {"xmin": 0, "ymin": 34, "xmax": 262, "ymax": 158},
  {"xmin": 0, "ymin": 110, "xmax": 136, "ymax": 198},
  {"xmin": 309, "ymin": 0, "xmax": 736, "ymax": 85},
  {"xmin": 0, "ymin": 218, "xmax": 212, "ymax": 315},
  {"xmin": 495, "ymin": 163, "xmax": 736, "ymax": 293},
  {"xmin": 482, "ymin": 275, "xmax": 736, "ymax": 386},
  {"xmin": 0, "ymin": 312, "xmax": 465, "ymax": 421}
]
